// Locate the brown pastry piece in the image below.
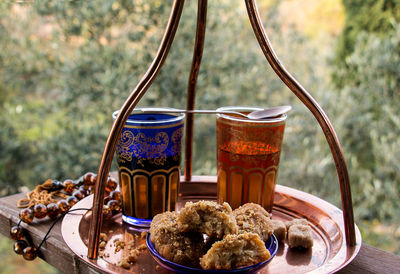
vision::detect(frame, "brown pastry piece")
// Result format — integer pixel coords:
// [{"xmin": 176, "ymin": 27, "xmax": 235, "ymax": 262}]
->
[
  {"xmin": 287, "ymin": 224, "xmax": 313, "ymax": 249},
  {"xmin": 150, "ymin": 211, "xmax": 205, "ymax": 267},
  {"xmin": 200, "ymin": 232, "xmax": 271, "ymax": 270},
  {"xmin": 177, "ymin": 200, "xmax": 238, "ymax": 238},
  {"xmin": 269, "ymin": 219, "xmax": 287, "ymax": 242},
  {"xmin": 285, "ymin": 218, "xmax": 309, "ymax": 230},
  {"xmin": 233, "ymin": 203, "xmax": 273, "ymax": 241}
]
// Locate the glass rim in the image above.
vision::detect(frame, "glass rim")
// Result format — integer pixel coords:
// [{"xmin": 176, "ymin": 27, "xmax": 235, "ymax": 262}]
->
[
  {"xmin": 112, "ymin": 107, "xmax": 185, "ymax": 125},
  {"xmin": 216, "ymin": 106, "xmax": 287, "ymax": 123}
]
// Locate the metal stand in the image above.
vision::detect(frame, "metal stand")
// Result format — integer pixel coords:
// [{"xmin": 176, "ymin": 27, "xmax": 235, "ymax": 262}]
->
[{"xmin": 87, "ymin": 0, "xmax": 356, "ymax": 260}]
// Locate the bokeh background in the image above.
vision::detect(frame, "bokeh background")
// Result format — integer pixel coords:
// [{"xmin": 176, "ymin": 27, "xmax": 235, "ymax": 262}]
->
[{"xmin": 1, "ymin": 0, "xmax": 399, "ymax": 272}]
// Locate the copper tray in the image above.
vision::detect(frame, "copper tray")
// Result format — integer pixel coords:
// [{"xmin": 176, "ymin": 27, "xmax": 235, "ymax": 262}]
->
[{"xmin": 62, "ymin": 177, "xmax": 361, "ymax": 273}]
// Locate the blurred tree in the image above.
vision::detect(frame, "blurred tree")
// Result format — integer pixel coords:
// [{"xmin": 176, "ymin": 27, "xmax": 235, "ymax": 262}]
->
[
  {"xmin": 0, "ymin": 0, "xmax": 332, "ymax": 197},
  {"xmin": 331, "ymin": 0, "xmax": 400, "ymax": 222},
  {"xmin": 333, "ymin": 25, "xmax": 400, "ymax": 222},
  {"xmin": 334, "ymin": 0, "xmax": 400, "ymax": 87}
]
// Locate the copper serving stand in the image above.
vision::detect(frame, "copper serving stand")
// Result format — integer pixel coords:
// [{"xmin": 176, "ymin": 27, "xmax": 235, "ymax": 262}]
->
[
  {"xmin": 62, "ymin": 0, "xmax": 361, "ymax": 272},
  {"xmin": 62, "ymin": 178, "xmax": 361, "ymax": 273}
]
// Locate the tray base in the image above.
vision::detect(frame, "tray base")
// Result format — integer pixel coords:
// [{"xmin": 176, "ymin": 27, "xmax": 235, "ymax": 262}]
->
[{"xmin": 62, "ymin": 178, "xmax": 361, "ymax": 273}]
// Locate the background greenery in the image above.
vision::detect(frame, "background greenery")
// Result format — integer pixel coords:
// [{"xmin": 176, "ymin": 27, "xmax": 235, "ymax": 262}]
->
[{"xmin": 0, "ymin": 0, "xmax": 399, "ymax": 272}]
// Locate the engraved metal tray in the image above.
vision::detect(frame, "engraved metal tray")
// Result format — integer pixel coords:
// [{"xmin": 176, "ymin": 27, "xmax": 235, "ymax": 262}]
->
[{"xmin": 61, "ymin": 176, "xmax": 361, "ymax": 273}]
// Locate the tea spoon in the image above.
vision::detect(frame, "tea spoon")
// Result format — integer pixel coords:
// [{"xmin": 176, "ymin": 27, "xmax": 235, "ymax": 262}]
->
[{"xmin": 137, "ymin": 105, "xmax": 291, "ymax": 120}]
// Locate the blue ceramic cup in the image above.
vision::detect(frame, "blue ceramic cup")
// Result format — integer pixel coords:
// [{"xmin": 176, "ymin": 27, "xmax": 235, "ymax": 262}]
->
[{"xmin": 113, "ymin": 108, "xmax": 185, "ymax": 227}]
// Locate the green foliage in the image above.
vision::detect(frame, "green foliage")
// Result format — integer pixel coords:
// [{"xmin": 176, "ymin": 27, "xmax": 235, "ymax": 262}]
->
[
  {"xmin": 0, "ymin": 235, "xmax": 58, "ymax": 274},
  {"xmin": 0, "ymin": 1, "xmax": 168, "ymax": 191},
  {"xmin": 0, "ymin": 0, "xmax": 332, "ymax": 197},
  {"xmin": 359, "ymin": 220, "xmax": 400, "ymax": 254},
  {"xmin": 334, "ymin": 0, "xmax": 400, "ymax": 87},
  {"xmin": 332, "ymin": 25, "xmax": 400, "ymax": 222},
  {"xmin": 330, "ymin": 1, "xmax": 400, "ymax": 252}
]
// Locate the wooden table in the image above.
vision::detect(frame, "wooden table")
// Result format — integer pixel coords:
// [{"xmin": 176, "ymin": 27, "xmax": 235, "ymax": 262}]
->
[{"xmin": 0, "ymin": 193, "xmax": 399, "ymax": 273}]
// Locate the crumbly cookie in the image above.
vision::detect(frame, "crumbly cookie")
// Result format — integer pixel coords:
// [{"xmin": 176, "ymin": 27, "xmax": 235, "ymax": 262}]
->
[
  {"xmin": 150, "ymin": 211, "xmax": 205, "ymax": 267},
  {"xmin": 177, "ymin": 201, "xmax": 238, "ymax": 238},
  {"xmin": 233, "ymin": 203, "xmax": 273, "ymax": 241},
  {"xmin": 287, "ymin": 224, "xmax": 313, "ymax": 249},
  {"xmin": 199, "ymin": 232, "xmax": 271, "ymax": 270}
]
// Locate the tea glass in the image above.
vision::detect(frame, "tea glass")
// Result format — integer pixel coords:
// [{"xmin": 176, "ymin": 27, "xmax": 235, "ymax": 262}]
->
[
  {"xmin": 113, "ymin": 108, "xmax": 185, "ymax": 227},
  {"xmin": 216, "ymin": 106, "xmax": 287, "ymax": 212}
]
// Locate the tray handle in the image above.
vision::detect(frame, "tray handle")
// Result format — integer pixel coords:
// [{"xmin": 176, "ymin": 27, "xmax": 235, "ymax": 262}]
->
[
  {"xmin": 88, "ymin": 0, "xmax": 356, "ymax": 261},
  {"xmin": 184, "ymin": 0, "xmax": 208, "ymax": 181},
  {"xmin": 87, "ymin": 0, "xmax": 185, "ymax": 260},
  {"xmin": 244, "ymin": 0, "xmax": 356, "ymax": 246}
]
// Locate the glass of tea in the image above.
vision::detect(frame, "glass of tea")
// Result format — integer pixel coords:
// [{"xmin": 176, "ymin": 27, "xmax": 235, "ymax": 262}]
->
[
  {"xmin": 113, "ymin": 108, "xmax": 185, "ymax": 227},
  {"xmin": 216, "ymin": 106, "xmax": 287, "ymax": 213}
]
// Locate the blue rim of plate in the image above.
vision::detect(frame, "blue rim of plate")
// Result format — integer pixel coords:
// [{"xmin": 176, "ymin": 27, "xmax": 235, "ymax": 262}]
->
[{"xmin": 146, "ymin": 233, "xmax": 278, "ymax": 273}]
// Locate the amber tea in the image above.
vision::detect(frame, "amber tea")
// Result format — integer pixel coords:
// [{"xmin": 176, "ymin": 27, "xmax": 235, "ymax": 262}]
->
[{"xmin": 216, "ymin": 107, "xmax": 286, "ymax": 213}]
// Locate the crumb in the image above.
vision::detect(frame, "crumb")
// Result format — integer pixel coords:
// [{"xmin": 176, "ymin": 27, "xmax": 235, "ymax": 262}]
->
[
  {"xmin": 117, "ymin": 259, "xmax": 131, "ymax": 269},
  {"xmin": 141, "ymin": 231, "xmax": 147, "ymax": 238},
  {"xmin": 126, "ymin": 240, "xmax": 135, "ymax": 250},
  {"xmin": 137, "ymin": 243, "xmax": 147, "ymax": 251},
  {"xmin": 287, "ymin": 224, "xmax": 313, "ymax": 248},
  {"xmin": 155, "ymin": 265, "xmax": 160, "ymax": 270},
  {"xmin": 115, "ymin": 244, "xmax": 142, "ymax": 268},
  {"xmin": 100, "ymin": 233, "xmax": 108, "ymax": 242},
  {"xmin": 129, "ymin": 249, "xmax": 140, "ymax": 262},
  {"xmin": 99, "ymin": 241, "xmax": 107, "ymax": 250},
  {"xmin": 177, "ymin": 200, "xmax": 238, "ymax": 238},
  {"xmin": 114, "ymin": 240, "xmax": 126, "ymax": 252},
  {"xmin": 269, "ymin": 219, "xmax": 287, "ymax": 242},
  {"xmin": 200, "ymin": 232, "xmax": 270, "ymax": 270}
]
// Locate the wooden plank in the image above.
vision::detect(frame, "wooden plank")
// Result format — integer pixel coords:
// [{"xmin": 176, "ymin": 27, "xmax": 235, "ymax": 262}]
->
[
  {"xmin": 0, "ymin": 193, "xmax": 101, "ymax": 274},
  {"xmin": 337, "ymin": 244, "xmax": 400, "ymax": 274},
  {"xmin": 0, "ymin": 193, "xmax": 399, "ymax": 273}
]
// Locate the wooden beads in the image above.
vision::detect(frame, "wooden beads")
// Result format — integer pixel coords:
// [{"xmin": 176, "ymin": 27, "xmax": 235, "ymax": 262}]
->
[
  {"xmin": 14, "ymin": 240, "xmax": 28, "ymax": 255},
  {"xmin": 72, "ymin": 190, "xmax": 84, "ymax": 200},
  {"xmin": 46, "ymin": 203, "xmax": 60, "ymax": 220},
  {"xmin": 10, "ymin": 226, "xmax": 35, "ymax": 259},
  {"xmin": 66, "ymin": 196, "xmax": 78, "ymax": 207},
  {"xmin": 33, "ymin": 204, "xmax": 47, "ymax": 219},
  {"xmin": 19, "ymin": 208, "xmax": 34, "ymax": 224},
  {"xmin": 107, "ymin": 200, "xmax": 121, "ymax": 214},
  {"xmin": 57, "ymin": 200, "xmax": 70, "ymax": 213},
  {"xmin": 110, "ymin": 190, "xmax": 121, "ymax": 201},
  {"xmin": 10, "ymin": 226, "xmax": 24, "ymax": 240},
  {"xmin": 102, "ymin": 205, "xmax": 113, "ymax": 219},
  {"xmin": 14, "ymin": 172, "xmax": 121, "ymax": 261},
  {"xmin": 22, "ymin": 246, "xmax": 37, "ymax": 260},
  {"xmin": 83, "ymin": 172, "xmax": 96, "ymax": 188},
  {"xmin": 106, "ymin": 177, "xmax": 118, "ymax": 193},
  {"xmin": 63, "ymin": 179, "xmax": 76, "ymax": 194},
  {"xmin": 18, "ymin": 172, "xmax": 119, "ymax": 224}
]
